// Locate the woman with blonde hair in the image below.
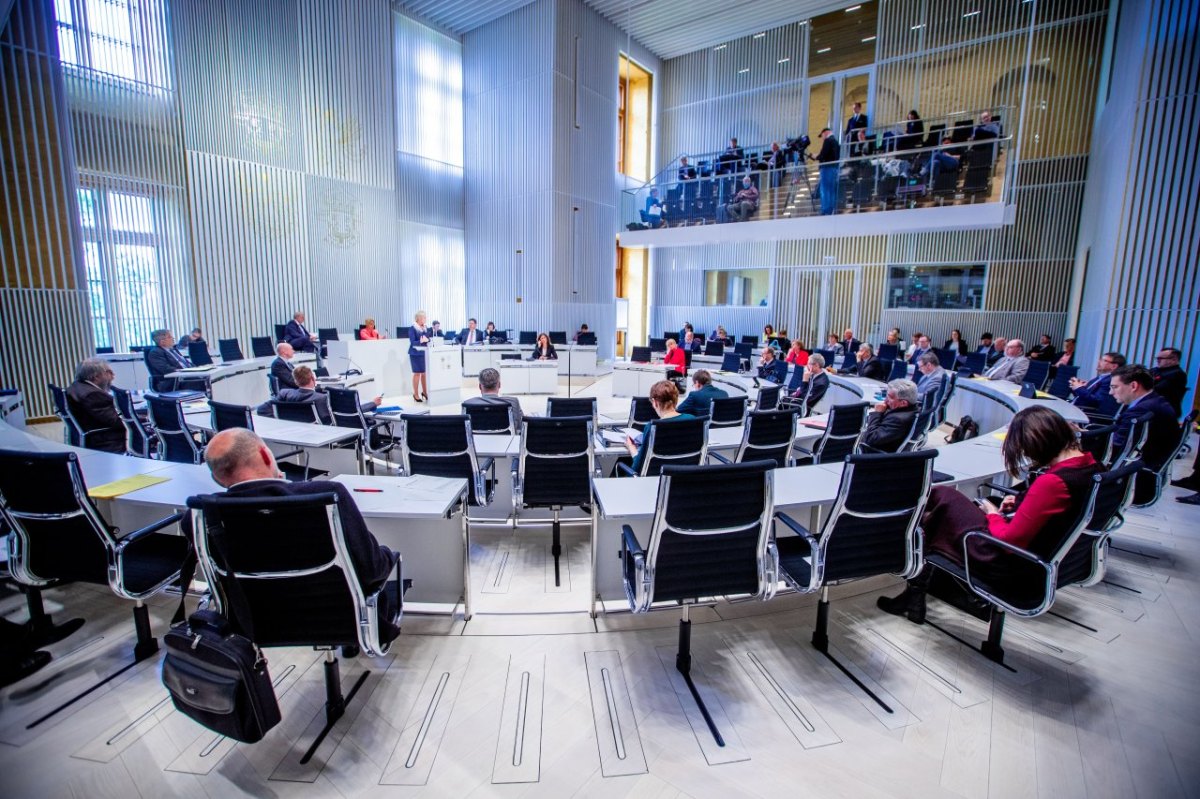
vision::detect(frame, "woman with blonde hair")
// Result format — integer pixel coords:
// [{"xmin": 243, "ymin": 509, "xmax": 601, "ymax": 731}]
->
[
  {"xmin": 408, "ymin": 311, "xmax": 430, "ymax": 402},
  {"xmin": 360, "ymin": 317, "xmax": 386, "ymax": 340}
]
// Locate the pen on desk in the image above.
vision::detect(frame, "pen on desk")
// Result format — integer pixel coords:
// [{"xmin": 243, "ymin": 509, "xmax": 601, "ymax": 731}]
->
[{"xmin": 353, "ymin": 488, "xmax": 383, "ymax": 493}]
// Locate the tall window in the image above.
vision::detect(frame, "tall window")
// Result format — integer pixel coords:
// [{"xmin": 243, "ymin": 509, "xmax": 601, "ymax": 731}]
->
[
  {"xmin": 78, "ymin": 187, "xmax": 167, "ymax": 348},
  {"xmin": 618, "ymin": 54, "xmax": 652, "ymax": 180},
  {"xmin": 54, "ymin": 0, "xmax": 173, "ymax": 89},
  {"xmin": 887, "ymin": 265, "xmax": 986, "ymax": 309}
]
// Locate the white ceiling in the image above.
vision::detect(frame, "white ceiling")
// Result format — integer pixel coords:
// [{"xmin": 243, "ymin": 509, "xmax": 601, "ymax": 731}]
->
[{"xmin": 395, "ymin": 0, "xmax": 847, "ymax": 59}]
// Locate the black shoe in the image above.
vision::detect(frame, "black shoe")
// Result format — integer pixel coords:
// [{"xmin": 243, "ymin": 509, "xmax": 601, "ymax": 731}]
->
[
  {"xmin": 1170, "ymin": 476, "xmax": 1200, "ymax": 489},
  {"xmin": 1177, "ymin": 492, "xmax": 1200, "ymax": 505},
  {"xmin": 1, "ymin": 650, "xmax": 52, "ymax": 687},
  {"xmin": 876, "ymin": 588, "xmax": 926, "ymax": 625},
  {"xmin": 341, "ymin": 644, "xmax": 360, "ymax": 659}
]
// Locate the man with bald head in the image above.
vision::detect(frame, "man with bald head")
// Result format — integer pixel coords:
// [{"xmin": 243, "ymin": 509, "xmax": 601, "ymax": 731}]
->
[
  {"xmin": 271, "ymin": 342, "xmax": 298, "ymax": 391},
  {"xmin": 196, "ymin": 429, "xmax": 400, "ymax": 637}
]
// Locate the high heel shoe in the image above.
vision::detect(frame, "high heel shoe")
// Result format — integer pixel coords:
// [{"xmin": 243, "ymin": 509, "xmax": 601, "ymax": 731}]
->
[
  {"xmin": 422, "ymin": 392, "xmax": 429, "ymax": 401},
  {"xmin": 413, "ymin": 394, "xmax": 424, "ymax": 403}
]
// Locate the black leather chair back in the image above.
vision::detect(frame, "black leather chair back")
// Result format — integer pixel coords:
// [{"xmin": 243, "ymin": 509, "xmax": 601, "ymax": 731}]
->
[
  {"xmin": 721, "ymin": 352, "xmax": 741, "ymax": 372},
  {"xmin": 49, "ymin": 383, "xmax": 86, "ymax": 446},
  {"xmin": 877, "ymin": 343, "xmax": 899, "ymax": 361},
  {"xmin": 630, "ymin": 346, "xmax": 651, "ymax": 363},
  {"xmin": 736, "ymin": 409, "xmax": 797, "ymax": 467},
  {"xmin": 518, "ymin": 416, "xmax": 593, "ymax": 508},
  {"xmin": 1057, "ymin": 460, "xmax": 1141, "ymax": 588},
  {"xmin": 146, "ymin": 394, "xmax": 203, "ymax": 463},
  {"xmin": 710, "ymin": 396, "xmax": 748, "ymax": 428},
  {"xmin": 1046, "ymin": 365, "xmax": 1078, "ymax": 398},
  {"xmin": 274, "ymin": 324, "xmax": 287, "ymax": 342},
  {"xmin": 1025, "ymin": 360, "xmax": 1050, "ymax": 390},
  {"xmin": 210, "ymin": 400, "xmax": 254, "ymax": 432},
  {"xmin": 547, "ymin": 397, "xmax": 596, "ymax": 428},
  {"xmin": 756, "ymin": 384, "xmax": 781, "ymax": 411},
  {"xmin": 887, "ymin": 359, "xmax": 907, "ymax": 381},
  {"xmin": 273, "ymin": 400, "xmax": 322, "ymax": 424},
  {"xmin": 318, "ymin": 328, "xmax": 339, "ymax": 343},
  {"xmin": 401, "ymin": 415, "xmax": 488, "ymax": 505},
  {"xmin": 519, "ymin": 331, "xmax": 537, "ymax": 345},
  {"xmin": 1078, "ymin": 424, "xmax": 1114, "ymax": 465},
  {"xmin": 810, "ymin": 401, "xmax": 868, "ymax": 464},
  {"xmin": 188, "ymin": 342, "xmax": 212, "ymax": 366},
  {"xmin": 463, "ymin": 401, "xmax": 514, "ymax": 434},
  {"xmin": 218, "ymin": 339, "xmax": 244, "ymax": 362},
  {"xmin": 627, "ymin": 396, "xmax": 657, "ymax": 431},
  {"xmin": 251, "ymin": 336, "xmax": 274, "ymax": 358},
  {"xmin": 111, "ymin": 386, "xmax": 151, "ymax": 457},
  {"xmin": 639, "ymin": 416, "xmax": 708, "ymax": 476}
]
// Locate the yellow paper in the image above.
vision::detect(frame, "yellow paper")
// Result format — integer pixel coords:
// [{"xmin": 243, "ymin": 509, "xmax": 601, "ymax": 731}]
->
[
  {"xmin": 992, "ymin": 432, "xmax": 1006, "ymax": 440},
  {"xmin": 88, "ymin": 474, "xmax": 170, "ymax": 499}
]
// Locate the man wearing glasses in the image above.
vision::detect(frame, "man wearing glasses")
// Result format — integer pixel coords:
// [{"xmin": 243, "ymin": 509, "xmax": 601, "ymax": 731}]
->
[
  {"xmin": 1150, "ymin": 347, "xmax": 1186, "ymax": 416},
  {"xmin": 1068, "ymin": 351, "xmax": 1125, "ymax": 415}
]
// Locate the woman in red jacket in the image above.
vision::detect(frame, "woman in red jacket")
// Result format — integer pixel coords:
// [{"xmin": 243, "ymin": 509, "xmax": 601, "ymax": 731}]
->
[
  {"xmin": 785, "ymin": 339, "xmax": 809, "ymax": 366},
  {"xmin": 877, "ymin": 405, "xmax": 1101, "ymax": 624},
  {"xmin": 663, "ymin": 337, "xmax": 686, "ymax": 374}
]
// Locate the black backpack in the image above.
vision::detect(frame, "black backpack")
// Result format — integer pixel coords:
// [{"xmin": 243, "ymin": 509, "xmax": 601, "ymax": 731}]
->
[
  {"xmin": 945, "ymin": 414, "xmax": 979, "ymax": 443},
  {"xmin": 162, "ymin": 610, "xmax": 281, "ymax": 743}
]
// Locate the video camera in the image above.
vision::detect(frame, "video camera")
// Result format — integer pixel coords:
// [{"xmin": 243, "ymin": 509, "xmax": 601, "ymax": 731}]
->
[{"xmin": 784, "ymin": 135, "xmax": 811, "ymax": 156}]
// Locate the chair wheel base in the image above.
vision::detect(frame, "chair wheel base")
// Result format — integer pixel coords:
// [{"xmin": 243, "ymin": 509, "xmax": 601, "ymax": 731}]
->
[
  {"xmin": 981, "ymin": 641, "xmax": 1005, "ymax": 664},
  {"xmin": 133, "ymin": 638, "xmax": 160, "ymax": 662}
]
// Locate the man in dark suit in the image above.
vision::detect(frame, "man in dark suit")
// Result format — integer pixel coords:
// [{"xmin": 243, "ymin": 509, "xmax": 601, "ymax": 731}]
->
[
  {"xmin": 272, "ymin": 366, "xmax": 379, "ymax": 423},
  {"xmin": 66, "ymin": 358, "xmax": 126, "ymax": 453},
  {"xmin": 1069, "ymin": 351, "xmax": 1124, "ymax": 414},
  {"xmin": 907, "ymin": 334, "xmax": 932, "ymax": 365},
  {"xmin": 462, "ymin": 367, "xmax": 523, "ymax": 430},
  {"xmin": 1110, "ymin": 364, "xmax": 1182, "ymax": 503},
  {"xmin": 915, "ymin": 352, "xmax": 946, "ymax": 405},
  {"xmin": 985, "ymin": 336, "xmax": 1006, "ymax": 367},
  {"xmin": 271, "ymin": 342, "xmax": 298, "ymax": 391},
  {"xmin": 844, "ymin": 102, "xmax": 868, "ymax": 145},
  {"xmin": 284, "ymin": 311, "xmax": 318, "ymax": 353},
  {"xmin": 1151, "ymin": 347, "xmax": 1186, "ymax": 416},
  {"xmin": 788, "ymin": 355, "xmax": 829, "ymax": 410},
  {"xmin": 146, "ymin": 328, "xmax": 206, "ymax": 392},
  {"xmin": 677, "ymin": 370, "xmax": 728, "ymax": 417},
  {"xmin": 859, "ymin": 379, "xmax": 919, "ymax": 453},
  {"xmin": 677, "ymin": 156, "xmax": 697, "ymax": 182},
  {"xmin": 682, "ymin": 331, "xmax": 703, "ymax": 354},
  {"xmin": 840, "ymin": 328, "xmax": 861, "ymax": 360},
  {"xmin": 757, "ymin": 347, "xmax": 787, "ymax": 383},
  {"xmin": 457, "ymin": 318, "xmax": 484, "ymax": 346},
  {"xmin": 1028, "ymin": 334, "xmax": 1057, "ymax": 362},
  {"xmin": 195, "ymin": 428, "xmax": 400, "ymax": 641},
  {"xmin": 844, "ymin": 343, "xmax": 887, "ymax": 381}
]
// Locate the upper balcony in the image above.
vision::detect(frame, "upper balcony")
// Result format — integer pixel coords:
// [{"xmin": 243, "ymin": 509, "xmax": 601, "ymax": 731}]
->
[{"xmin": 619, "ymin": 109, "xmax": 1017, "ymax": 247}]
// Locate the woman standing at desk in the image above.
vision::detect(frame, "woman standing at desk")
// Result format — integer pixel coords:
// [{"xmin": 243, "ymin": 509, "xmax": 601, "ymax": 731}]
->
[
  {"xmin": 409, "ymin": 310, "xmax": 430, "ymax": 402},
  {"xmin": 529, "ymin": 333, "xmax": 558, "ymax": 360},
  {"xmin": 360, "ymin": 317, "xmax": 386, "ymax": 340}
]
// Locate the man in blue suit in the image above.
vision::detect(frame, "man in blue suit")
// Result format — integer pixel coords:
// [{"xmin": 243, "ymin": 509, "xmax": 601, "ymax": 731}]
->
[
  {"xmin": 1109, "ymin": 364, "xmax": 1181, "ymax": 504},
  {"xmin": 757, "ymin": 347, "xmax": 787, "ymax": 383},
  {"xmin": 457, "ymin": 319, "xmax": 484, "ymax": 346},
  {"xmin": 677, "ymin": 370, "xmax": 728, "ymax": 417},
  {"xmin": 1069, "ymin": 351, "xmax": 1124, "ymax": 414},
  {"xmin": 284, "ymin": 311, "xmax": 318, "ymax": 353}
]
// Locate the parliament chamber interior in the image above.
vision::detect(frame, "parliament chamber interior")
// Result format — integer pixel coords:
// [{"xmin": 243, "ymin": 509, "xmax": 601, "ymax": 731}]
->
[{"xmin": 0, "ymin": 0, "xmax": 1197, "ymax": 796}]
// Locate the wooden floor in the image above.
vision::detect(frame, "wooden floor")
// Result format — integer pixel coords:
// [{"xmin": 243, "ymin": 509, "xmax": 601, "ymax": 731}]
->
[{"xmin": 4, "ymin": 401, "xmax": 1199, "ymax": 798}]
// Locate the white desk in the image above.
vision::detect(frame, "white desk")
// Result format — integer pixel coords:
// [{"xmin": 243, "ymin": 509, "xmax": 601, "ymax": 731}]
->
[
  {"xmin": 0, "ymin": 391, "xmax": 26, "ymax": 428},
  {"xmin": 459, "ymin": 344, "xmax": 520, "ymax": 376},
  {"xmin": 98, "ymin": 352, "xmax": 150, "ymax": 392},
  {"xmin": 184, "ymin": 406, "xmax": 366, "ymax": 474},
  {"xmin": 517, "ymin": 344, "xmax": 601, "ymax": 376},
  {"xmin": 421, "ymin": 346, "xmax": 464, "ymax": 406},
  {"xmin": 331, "ymin": 474, "xmax": 470, "ymax": 613},
  {"xmin": 612, "ymin": 362, "xmax": 670, "ymax": 397},
  {"xmin": 167, "ymin": 353, "xmax": 316, "ymax": 406},
  {"xmin": 325, "ymin": 339, "xmax": 409, "ymax": 397},
  {"xmin": 499, "ymin": 361, "xmax": 558, "ymax": 394}
]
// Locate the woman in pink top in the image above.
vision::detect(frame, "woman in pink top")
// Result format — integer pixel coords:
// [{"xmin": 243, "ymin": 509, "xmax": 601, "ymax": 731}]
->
[
  {"xmin": 360, "ymin": 317, "xmax": 386, "ymax": 340},
  {"xmin": 785, "ymin": 339, "xmax": 809, "ymax": 366}
]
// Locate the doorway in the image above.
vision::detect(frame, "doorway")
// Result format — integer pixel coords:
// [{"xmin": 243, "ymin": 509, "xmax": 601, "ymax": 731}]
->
[{"xmin": 804, "ymin": 68, "xmax": 873, "ymax": 143}]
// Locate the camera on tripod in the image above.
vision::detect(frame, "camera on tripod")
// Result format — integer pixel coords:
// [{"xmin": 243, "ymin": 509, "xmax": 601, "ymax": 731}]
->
[{"xmin": 784, "ymin": 134, "xmax": 811, "ymax": 157}]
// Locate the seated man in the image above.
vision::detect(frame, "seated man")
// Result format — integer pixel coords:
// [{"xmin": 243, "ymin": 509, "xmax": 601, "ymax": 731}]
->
[
  {"xmin": 429, "ymin": 320, "xmax": 445, "ymax": 338},
  {"xmin": 146, "ymin": 327, "xmax": 206, "ymax": 393},
  {"xmin": 195, "ymin": 428, "xmax": 400, "ymax": 641},
  {"xmin": 926, "ymin": 137, "xmax": 961, "ymax": 184},
  {"xmin": 985, "ymin": 338, "xmax": 1030, "ymax": 383},
  {"xmin": 1069, "ymin": 351, "xmax": 1124, "ymax": 414},
  {"xmin": 719, "ymin": 176, "xmax": 759, "ymax": 222},
  {"xmin": 1028, "ymin": 334, "xmax": 1057, "ymax": 362},
  {"xmin": 284, "ymin": 310, "xmax": 319, "ymax": 353},
  {"xmin": 642, "ymin": 189, "xmax": 666, "ymax": 228},
  {"xmin": 677, "ymin": 370, "xmax": 728, "ymax": 417},
  {"xmin": 1109, "ymin": 364, "xmax": 1182, "ymax": 502},
  {"xmin": 788, "ymin": 354, "xmax": 829, "ymax": 409},
  {"xmin": 682, "ymin": 330, "xmax": 703, "ymax": 354},
  {"xmin": 840, "ymin": 328, "xmax": 861, "ymax": 359},
  {"xmin": 1151, "ymin": 347, "xmax": 1186, "ymax": 416},
  {"xmin": 844, "ymin": 343, "xmax": 887, "ymax": 381},
  {"xmin": 271, "ymin": 342, "xmax": 299, "ymax": 391},
  {"xmin": 462, "ymin": 367, "xmax": 523, "ymax": 430},
  {"xmin": 907, "ymin": 334, "xmax": 932, "ymax": 365},
  {"xmin": 270, "ymin": 365, "xmax": 380, "ymax": 422},
  {"xmin": 66, "ymin": 357, "xmax": 127, "ymax": 453},
  {"xmin": 756, "ymin": 346, "xmax": 787, "ymax": 383},
  {"xmin": 986, "ymin": 336, "xmax": 1006, "ymax": 367},
  {"xmin": 959, "ymin": 332, "xmax": 994, "ymax": 366},
  {"xmin": 915, "ymin": 352, "xmax": 946, "ymax": 404},
  {"xmin": 457, "ymin": 318, "xmax": 484, "ymax": 346},
  {"xmin": 860, "ymin": 379, "xmax": 919, "ymax": 453}
]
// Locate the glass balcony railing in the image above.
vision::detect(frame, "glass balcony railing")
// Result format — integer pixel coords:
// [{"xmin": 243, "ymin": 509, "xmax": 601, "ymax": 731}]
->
[{"xmin": 623, "ymin": 134, "xmax": 1014, "ymax": 230}]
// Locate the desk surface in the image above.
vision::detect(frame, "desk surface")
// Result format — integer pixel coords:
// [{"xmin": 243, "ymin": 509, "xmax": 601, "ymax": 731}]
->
[
  {"xmin": 184, "ymin": 405, "xmax": 362, "ymax": 447},
  {"xmin": 330, "ymin": 474, "xmax": 466, "ymax": 518}
]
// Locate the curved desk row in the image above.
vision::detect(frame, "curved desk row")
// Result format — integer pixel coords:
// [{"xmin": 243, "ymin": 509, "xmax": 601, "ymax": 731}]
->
[
  {"xmin": 164, "ymin": 353, "xmax": 318, "ymax": 406},
  {"xmin": 589, "ymin": 374, "xmax": 1088, "ymax": 615}
]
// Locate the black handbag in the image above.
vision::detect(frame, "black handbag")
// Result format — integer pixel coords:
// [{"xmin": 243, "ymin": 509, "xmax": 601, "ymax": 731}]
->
[{"xmin": 162, "ymin": 609, "xmax": 281, "ymax": 743}]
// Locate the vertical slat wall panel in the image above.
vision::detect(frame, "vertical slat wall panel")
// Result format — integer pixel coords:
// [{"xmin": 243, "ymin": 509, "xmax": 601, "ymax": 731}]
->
[
  {"xmin": 650, "ymin": 0, "xmax": 1110, "ymax": 362},
  {"xmin": 1074, "ymin": 0, "xmax": 1199, "ymax": 410}
]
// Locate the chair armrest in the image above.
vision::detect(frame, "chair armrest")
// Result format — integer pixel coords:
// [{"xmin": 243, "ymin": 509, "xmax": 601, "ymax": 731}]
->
[
  {"xmin": 478, "ymin": 456, "xmax": 495, "ymax": 476},
  {"xmin": 615, "ymin": 461, "xmax": 637, "ymax": 477},
  {"xmin": 621, "ymin": 525, "xmax": 645, "ymax": 560},
  {"xmin": 114, "ymin": 511, "xmax": 187, "ymax": 549},
  {"xmin": 709, "ymin": 451, "xmax": 732, "ymax": 464},
  {"xmin": 774, "ymin": 511, "xmax": 819, "ymax": 549},
  {"xmin": 978, "ymin": 482, "xmax": 1019, "ymax": 497},
  {"xmin": 960, "ymin": 529, "xmax": 1053, "ymax": 614}
]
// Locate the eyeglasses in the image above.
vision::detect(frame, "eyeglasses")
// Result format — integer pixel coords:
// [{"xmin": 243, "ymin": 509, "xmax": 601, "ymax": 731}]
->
[{"xmin": 1155, "ymin": 355, "xmax": 1173, "ymax": 361}]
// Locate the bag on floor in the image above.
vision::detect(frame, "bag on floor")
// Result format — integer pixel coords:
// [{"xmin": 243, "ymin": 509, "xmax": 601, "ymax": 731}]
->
[
  {"xmin": 945, "ymin": 414, "xmax": 979, "ymax": 443},
  {"xmin": 162, "ymin": 609, "xmax": 281, "ymax": 743}
]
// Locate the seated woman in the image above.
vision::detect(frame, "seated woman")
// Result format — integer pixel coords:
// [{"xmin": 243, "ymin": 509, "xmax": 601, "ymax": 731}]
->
[
  {"xmin": 785, "ymin": 339, "xmax": 809, "ymax": 366},
  {"xmin": 662, "ymin": 336, "xmax": 685, "ymax": 374},
  {"xmin": 715, "ymin": 325, "xmax": 731, "ymax": 345},
  {"xmin": 360, "ymin": 317, "xmax": 386, "ymax": 340},
  {"xmin": 529, "ymin": 333, "xmax": 558, "ymax": 360},
  {"xmin": 762, "ymin": 324, "xmax": 775, "ymax": 344},
  {"xmin": 877, "ymin": 405, "xmax": 1102, "ymax": 624},
  {"xmin": 944, "ymin": 328, "xmax": 967, "ymax": 356},
  {"xmin": 622, "ymin": 380, "xmax": 695, "ymax": 475}
]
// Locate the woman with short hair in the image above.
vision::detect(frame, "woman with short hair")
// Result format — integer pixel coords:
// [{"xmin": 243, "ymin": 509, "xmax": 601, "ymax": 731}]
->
[{"xmin": 622, "ymin": 380, "xmax": 695, "ymax": 475}]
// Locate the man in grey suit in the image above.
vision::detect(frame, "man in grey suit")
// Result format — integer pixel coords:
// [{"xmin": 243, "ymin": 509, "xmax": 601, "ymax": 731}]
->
[
  {"xmin": 985, "ymin": 339, "xmax": 1030, "ymax": 383},
  {"xmin": 915, "ymin": 352, "xmax": 946, "ymax": 404},
  {"xmin": 462, "ymin": 367, "xmax": 523, "ymax": 430}
]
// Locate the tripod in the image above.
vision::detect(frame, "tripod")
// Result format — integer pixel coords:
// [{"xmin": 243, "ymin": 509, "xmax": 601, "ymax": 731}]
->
[{"xmin": 781, "ymin": 156, "xmax": 819, "ymax": 215}]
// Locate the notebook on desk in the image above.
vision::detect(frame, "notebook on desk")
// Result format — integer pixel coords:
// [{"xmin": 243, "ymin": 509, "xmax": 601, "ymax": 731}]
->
[{"xmin": 177, "ymin": 365, "xmax": 216, "ymax": 372}]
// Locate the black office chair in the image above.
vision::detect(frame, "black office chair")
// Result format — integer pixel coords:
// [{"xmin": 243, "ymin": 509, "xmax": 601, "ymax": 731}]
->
[
  {"xmin": 877, "ymin": 343, "xmax": 899, "ymax": 361},
  {"xmin": 274, "ymin": 323, "xmax": 287, "ymax": 342},
  {"xmin": 272, "ymin": 400, "xmax": 324, "ymax": 424},
  {"xmin": 925, "ymin": 462, "xmax": 1104, "ymax": 666},
  {"xmin": 500, "ymin": 353, "xmax": 522, "ymax": 361},
  {"xmin": 663, "ymin": 332, "xmax": 680, "ymax": 342},
  {"xmin": 549, "ymin": 331, "xmax": 567, "ymax": 345},
  {"xmin": 576, "ymin": 332, "xmax": 597, "ymax": 346},
  {"xmin": 1024, "ymin": 360, "xmax": 1050, "ymax": 391},
  {"xmin": 630, "ymin": 346, "xmax": 652, "ymax": 363},
  {"xmin": 734, "ymin": 342, "xmax": 753, "ymax": 359},
  {"xmin": 710, "ymin": 395, "xmax": 748, "ymax": 428},
  {"xmin": 756, "ymin": 384, "xmax": 781, "ymax": 411},
  {"xmin": 1054, "ymin": 460, "xmax": 1142, "ymax": 590},
  {"xmin": 896, "ymin": 397, "xmax": 939, "ymax": 453},
  {"xmin": 518, "ymin": 331, "xmax": 537, "ymax": 345},
  {"xmin": 95, "ymin": 346, "xmax": 115, "ymax": 354},
  {"xmin": 1131, "ymin": 409, "xmax": 1197, "ymax": 508},
  {"xmin": 547, "ymin": 396, "xmax": 597, "ymax": 429},
  {"xmin": 621, "ymin": 461, "xmax": 777, "ymax": 746},
  {"xmin": 462, "ymin": 401, "xmax": 516, "ymax": 434},
  {"xmin": 720, "ymin": 352, "xmax": 741, "ymax": 372},
  {"xmin": 704, "ymin": 341, "xmax": 724, "ymax": 357},
  {"xmin": 400, "ymin": 415, "xmax": 494, "ymax": 512},
  {"xmin": 1078, "ymin": 423, "xmax": 1115, "ymax": 466},
  {"xmin": 210, "ymin": 400, "xmax": 254, "ymax": 431},
  {"xmin": 267, "ymin": 374, "xmax": 281, "ymax": 398},
  {"xmin": 740, "ymin": 335, "xmax": 757, "ymax": 346},
  {"xmin": 48, "ymin": 383, "xmax": 94, "ymax": 447},
  {"xmin": 710, "ymin": 409, "xmax": 798, "ymax": 467},
  {"xmin": 251, "ymin": 336, "xmax": 275, "ymax": 358},
  {"xmin": 511, "ymin": 416, "xmax": 596, "ymax": 587},
  {"xmin": 626, "ymin": 396, "xmax": 657, "ymax": 431},
  {"xmin": 934, "ymin": 370, "xmax": 959, "ymax": 428},
  {"xmin": 188, "ymin": 491, "xmax": 402, "ymax": 763},
  {"xmin": 325, "ymin": 388, "xmax": 395, "ymax": 473},
  {"xmin": 783, "ymin": 364, "xmax": 806, "ymax": 396},
  {"xmin": 616, "ymin": 417, "xmax": 708, "ymax": 477},
  {"xmin": 111, "ymin": 386, "xmax": 152, "ymax": 458},
  {"xmin": 887, "ymin": 359, "xmax": 908, "ymax": 381},
  {"xmin": 1108, "ymin": 416, "xmax": 1148, "ymax": 469},
  {"xmin": 1045, "ymin": 365, "xmax": 1079, "ymax": 399},
  {"xmin": 816, "ymin": 348, "xmax": 837, "ymax": 367},
  {"xmin": 396, "ymin": 326, "xmax": 410, "ymax": 340},
  {"xmin": 186, "ymin": 341, "xmax": 212, "ymax": 366},
  {"xmin": 317, "ymin": 327, "xmax": 339, "ymax": 344},
  {"xmin": 145, "ymin": 394, "xmax": 205, "ymax": 463},
  {"xmin": 794, "ymin": 401, "xmax": 869, "ymax": 464},
  {"xmin": 775, "ymin": 449, "xmax": 936, "ymax": 706},
  {"xmin": 218, "ymin": 339, "xmax": 244, "ymax": 362},
  {"xmin": 1, "ymin": 450, "xmax": 186, "ymax": 722},
  {"xmin": 648, "ymin": 337, "xmax": 667, "ymax": 353},
  {"xmin": 963, "ymin": 352, "xmax": 987, "ymax": 375}
]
